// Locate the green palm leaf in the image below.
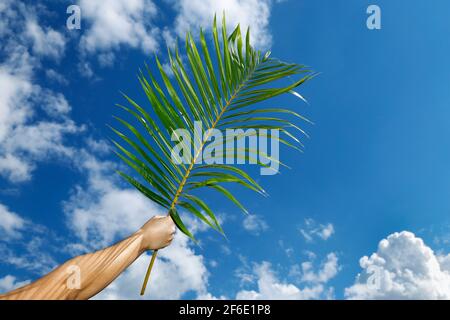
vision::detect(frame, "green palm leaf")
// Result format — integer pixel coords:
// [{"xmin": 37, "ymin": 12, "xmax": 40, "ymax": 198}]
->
[{"xmin": 111, "ymin": 14, "xmax": 314, "ymax": 295}]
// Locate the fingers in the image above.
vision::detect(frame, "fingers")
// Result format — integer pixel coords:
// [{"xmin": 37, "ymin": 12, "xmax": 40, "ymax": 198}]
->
[
  {"xmin": 162, "ymin": 216, "xmax": 176, "ymax": 233},
  {"xmin": 155, "ymin": 216, "xmax": 176, "ymax": 239},
  {"xmin": 159, "ymin": 233, "xmax": 175, "ymax": 249},
  {"xmin": 169, "ymin": 222, "xmax": 177, "ymax": 243},
  {"xmin": 140, "ymin": 215, "xmax": 177, "ymax": 250},
  {"xmin": 165, "ymin": 222, "xmax": 176, "ymax": 247}
]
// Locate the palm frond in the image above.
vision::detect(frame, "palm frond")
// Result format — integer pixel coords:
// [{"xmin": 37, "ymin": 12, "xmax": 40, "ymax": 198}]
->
[{"xmin": 111, "ymin": 14, "xmax": 314, "ymax": 295}]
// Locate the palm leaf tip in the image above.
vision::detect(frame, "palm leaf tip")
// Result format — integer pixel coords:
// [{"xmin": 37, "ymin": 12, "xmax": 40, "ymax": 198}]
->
[{"xmin": 110, "ymin": 14, "xmax": 314, "ymax": 240}]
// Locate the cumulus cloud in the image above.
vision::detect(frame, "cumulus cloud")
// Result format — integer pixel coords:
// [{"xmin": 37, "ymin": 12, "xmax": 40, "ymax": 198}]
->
[
  {"xmin": 242, "ymin": 214, "xmax": 268, "ymax": 235},
  {"xmin": 345, "ymin": 231, "xmax": 450, "ymax": 300},
  {"xmin": 0, "ymin": 204, "xmax": 26, "ymax": 240},
  {"xmin": 300, "ymin": 253, "xmax": 340, "ymax": 284},
  {"xmin": 78, "ymin": 0, "xmax": 160, "ymax": 55},
  {"xmin": 236, "ymin": 253, "xmax": 339, "ymax": 300},
  {"xmin": 171, "ymin": 0, "xmax": 273, "ymax": 49},
  {"xmin": 299, "ymin": 218, "xmax": 334, "ymax": 242}
]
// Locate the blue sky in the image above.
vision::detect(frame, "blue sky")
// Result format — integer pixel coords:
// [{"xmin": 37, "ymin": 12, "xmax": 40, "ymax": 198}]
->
[{"xmin": 1, "ymin": 0, "xmax": 450, "ymax": 299}]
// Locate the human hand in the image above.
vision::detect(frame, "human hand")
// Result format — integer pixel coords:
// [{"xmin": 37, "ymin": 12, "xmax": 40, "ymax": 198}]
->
[{"xmin": 138, "ymin": 216, "xmax": 176, "ymax": 251}]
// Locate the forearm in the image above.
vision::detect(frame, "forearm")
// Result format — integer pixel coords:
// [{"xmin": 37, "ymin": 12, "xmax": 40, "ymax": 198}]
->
[{"xmin": 0, "ymin": 230, "xmax": 148, "ymax": 300}]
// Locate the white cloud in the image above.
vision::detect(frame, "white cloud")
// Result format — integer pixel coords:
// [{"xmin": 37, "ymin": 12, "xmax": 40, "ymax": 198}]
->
[
  {"xmin": 65, "ymin": 147, "xmax": 227, "ymax": 248},
  {"xmin": 209, "ymin": 260, "xmax": 219, "ymax": 268},
  {"xmin": 0, "ymin": 92, "xmax": 81, "ymax": 181},
  {"xmin": 0, "ymin": 3, "xmax": 81, "ymax": 182},
  {"xmin": 4, "ymin": 120, "xmax": 79, "ymax": 156},
  {"xmin": 236, "ymin": 253, "xmax": 339, "ymax": 300},
  {"xmin": 0, "ymin": 203, "xmax": 26, "ymax": 239},
  {"xmin": 97, "ymin": 52, "xmax": 116, "ymax": 67},
  {"xmin": 25, "ymin": 19, "xmax": 66, "ymax": 59},
  {"xmin": 0, "ymin": 275, "xmax": 30, "ymax": 294},
  {"xmin": 439, "ymin": 254, "xmax": 450, "ymax": 272},
  {"xmin": 78, "ymin": 0, "xmax": 160, "ymax": 55},
  {"xmin": 45, "ymin": 69, "xmax": 69, "ymax": 85},
  {"xmin": 77, "ymin": 0, "xmax": 275, "ymax": 61},
  {"xmin": 221, "ymin": 244, "xmax": 232, "ymax": 255},
  {"xmin": 73, "ymin": 0, "xmax": 278, "ymax": 79},
  {"xmin": 179, "ymin": 213, "xmax": 211, "ymax": 235},
  {"xmin": 236, "ymin": 253, "xmax": 338, "ymax": 300},
  {"xmin": 85, "ymin": 138, "xmax": 111, "ymax": 155},
  {"xmin": 39, "ymin": 90, "xmax": 72, "ymax": 116},
  {"xmin": 196, "ymin": 292, "xmax": 227, "ymax": 300},
  {"xmin": 64, "ymin": 152, "xmax": 154, "ymax": 248},
  {"xmin": 0, "ymin": 213, "xmax": 59, "ymax": 275},
  {"xmin": 171, "ymin": 0, "xmax": 273, "ymax": 49},
  {"xmin": 300, "ymin": 253, "xmax": 339, "ymax": 284},
  {"xmin": 278, "ymin": 239, "xmax": 294, "ymax": 257},
  {"xmin": 299, "ymin": 218, "xmax": 334, "ymax": 242},
  {"xmin": 68, "ymin": 186, "xmax": 162, "ymax": 247},
  {"xmin": 242, "ymin": 214, "xmax": 268, "ymax": 235},
  {"xmin": 0, "ymin": 154, "xmax": 30, "ymax": 184},
  {"xmin": 77, "ymin": 61, "xmax": 95, "ymax": 79},
  {"xmin": 0, "ymin": 238, "xmax": 58, "ymax": 274},
  {"xmin": 0, "ymin": 52, "xmax": 34, "ymax": 142},
  {"xmin": 236, "ymin": 262, "xmax": 305, "ymax": 299},
  {"xmin": 345, "ymin": 231, "xmax": 450, "ymax": 300}
]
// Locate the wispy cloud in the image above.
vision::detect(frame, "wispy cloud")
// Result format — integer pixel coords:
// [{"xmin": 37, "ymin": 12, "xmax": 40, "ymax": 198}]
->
[
  {"xmin": 0, "ymin": 216, "xmax": 60, "ymax": 275},
  {"xmin": 299, "ymin": 218, "xmax": 334, "ymax": 242},
  {"xmin": 242, "ymin": 214, "xmax": 268, "ymax": 235},
  {"xmin": 0, "ymin": 204, "xmax": 26, "ymax": 240},
  {"xmin": 24, "ymin": 18, "xmax": 66, "ymax": 59}
]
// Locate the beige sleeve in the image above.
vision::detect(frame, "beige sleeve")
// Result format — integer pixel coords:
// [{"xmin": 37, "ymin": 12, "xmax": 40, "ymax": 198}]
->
[{"xmin": 0, "ymin": 232, "xmax": 146, "ymax": 300}]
